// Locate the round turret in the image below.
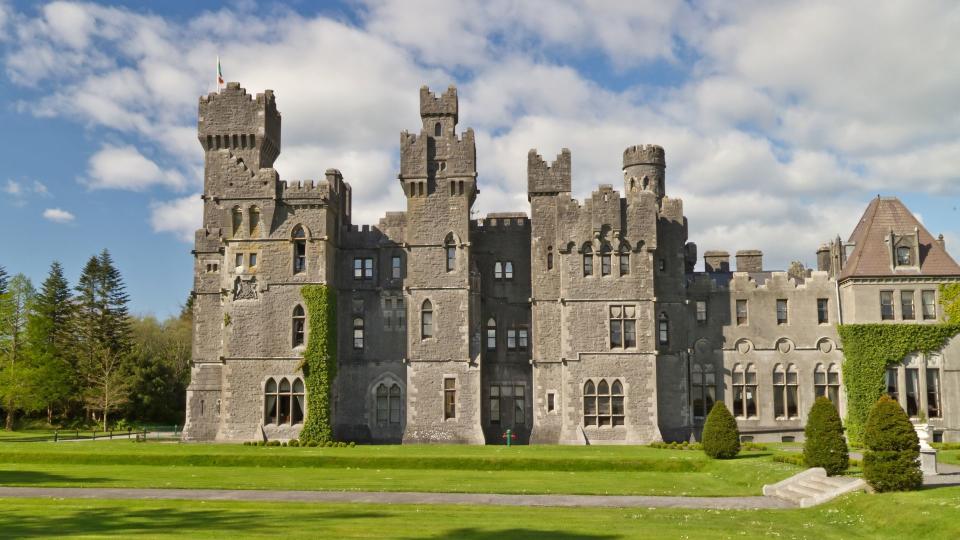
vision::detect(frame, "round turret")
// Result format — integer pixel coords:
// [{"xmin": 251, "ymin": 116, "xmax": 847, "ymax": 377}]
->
[{"xmin": 622, "ymin": 144, "xmax": 665, "ymax": 199}]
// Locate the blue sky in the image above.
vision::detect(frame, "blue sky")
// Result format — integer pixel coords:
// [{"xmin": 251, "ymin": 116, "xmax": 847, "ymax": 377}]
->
[{"xmin": 2, "ymin": 1, "xmax": 959, "ymax": 318}]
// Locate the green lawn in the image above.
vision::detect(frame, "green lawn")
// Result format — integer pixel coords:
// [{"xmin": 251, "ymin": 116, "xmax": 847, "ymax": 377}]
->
[
  {"xmin": 939, "ymin": 449, "xmax": 960, "ymax": 466},
  {"xmin": 0, "ymin": 442, "xmax": 799, "ymax": 497},
  {"xmin": 1, "ymin": 488, "xmax": 958, "ymax": 539}
]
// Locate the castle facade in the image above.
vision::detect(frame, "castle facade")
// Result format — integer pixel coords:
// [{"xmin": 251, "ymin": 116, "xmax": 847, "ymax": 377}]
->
[{"xmin": 183, "ymin": 83, "xmax": 960, "ymax": 444}]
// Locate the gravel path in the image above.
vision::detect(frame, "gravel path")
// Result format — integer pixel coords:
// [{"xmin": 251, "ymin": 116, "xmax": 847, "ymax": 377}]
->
[{"xmin": 0, "ymin": 486, "xmax": 794, "ymax": 509}]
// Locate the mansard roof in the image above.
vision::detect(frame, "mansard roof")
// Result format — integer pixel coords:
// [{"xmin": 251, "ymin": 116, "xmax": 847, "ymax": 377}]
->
[{"xmin": 840, "ymin": 196, "xmax": 960, "ymax": 279}]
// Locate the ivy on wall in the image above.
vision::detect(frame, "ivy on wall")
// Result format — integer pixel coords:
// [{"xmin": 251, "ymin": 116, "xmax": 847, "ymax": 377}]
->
[
  {"xmin": 298, "ymin": 284, "xmax": 337, "ymax": 443},
  {"xmin": 940, "ymin": 283, "xmax": 960, "ymax": 323},
  {"xmin": 838, "ymin": 322, "xmax": 960, "ymax": 445}
]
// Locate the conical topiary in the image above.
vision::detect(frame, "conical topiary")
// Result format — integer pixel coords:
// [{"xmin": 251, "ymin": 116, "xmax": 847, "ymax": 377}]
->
[
  {"xmin": 863, "ymin": 395, "xmax": 922, "ymax": 492},
  {"xmin": 702, "ymin": 401, "xmax": 740, "ymax": 459},
  {"xmin": 803, "ymin": 397, "xmax": 849, "ymax": 475}
]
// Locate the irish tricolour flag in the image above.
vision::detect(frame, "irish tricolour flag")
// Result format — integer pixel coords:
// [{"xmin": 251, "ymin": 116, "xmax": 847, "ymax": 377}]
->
[{"xmin": 217, "ymin": 57, "xmax": 224, "ymax": 89}]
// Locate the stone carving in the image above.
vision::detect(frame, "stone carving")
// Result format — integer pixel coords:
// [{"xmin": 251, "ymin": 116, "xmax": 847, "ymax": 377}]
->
[{"xmin": 234, "ymin": 277, "xmax": 258, "ymax": 300}]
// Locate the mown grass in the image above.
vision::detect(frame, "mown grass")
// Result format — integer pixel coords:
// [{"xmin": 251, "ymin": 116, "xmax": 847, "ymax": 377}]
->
[
  {"xmin": 1, "ymin": 487, "xmax": 959, "ymax": 539},
  {"xmin": 0, "ymin": 442, "xmax": 799, "ymax": 497}
]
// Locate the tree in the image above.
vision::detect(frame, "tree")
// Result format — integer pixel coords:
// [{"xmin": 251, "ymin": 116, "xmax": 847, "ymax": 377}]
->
[
  {"xmin": 787, "ymin": 261, "xmax": 807, "ymax": 281},
  {"xmin": 0, "ymin": 274, "xmax": 40, "ymax": 430},
  {"xmin": 0, "ymin": 265, "xmax": 8, "ymax": 294},
  {"xmin": 25, "ymin": 262, "xmax": 78, "ymax": 423},
  {"xmin": 75, "ymin": 251, "xmax": 134, "ymax": 429},
  {"xmin": 803, "ymin": 397, "xmax": 849, "ymax": 475},
  {"xmin": 863, "ymin": 395, "xmax": 922, "ymax": 492},
  {"xmin": 127, "ymin": 314, "xmax": 191, "ymax": 423},
  {"xmin": 702, "ymin": 401, "xmax": 741, "ymax": 459}
]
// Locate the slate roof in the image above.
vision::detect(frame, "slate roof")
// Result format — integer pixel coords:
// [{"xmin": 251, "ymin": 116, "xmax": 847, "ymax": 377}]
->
[{"xmin": 839, "ymin": 197, "xmax": 960, "ymax": 279}]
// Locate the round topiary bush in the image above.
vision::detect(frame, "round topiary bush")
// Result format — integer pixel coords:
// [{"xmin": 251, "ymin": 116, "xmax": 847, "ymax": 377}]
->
[
  {"xmin": 863, "ymin": 395, "xmax": 922, "ymax": 492},
  {"xmin": 803, "ymin": 397, "xmax": 849, "ymax": 476},
  {"xmin": 702, "ymin": 401, "xmax": 740, "ymax": 459}
]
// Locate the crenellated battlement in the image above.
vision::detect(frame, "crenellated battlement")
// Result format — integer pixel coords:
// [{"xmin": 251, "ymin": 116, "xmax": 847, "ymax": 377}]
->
[
  {"xmin": 420, "ymin": 85, "xmax": 458, "ymax": 121},
  {"xmin": 473, "ymin": 212, "xmax": 530, "ymax": 231},
  {"xmin": 623, "ymin": 144, "xmax": 665, "ymax": 168},
  {"xmin": 528, "ymin": 148, "xmax": 572, "ymax": 196},
  {"xmin": 199, "ymin": 82, "xmax": 281, "ymax": 172}
]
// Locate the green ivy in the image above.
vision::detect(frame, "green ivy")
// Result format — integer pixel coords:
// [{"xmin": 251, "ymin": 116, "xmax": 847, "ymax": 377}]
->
[
  {"xmin": 297, "ymin": 284, "xmax": 337, "ymax": 443},
  {"xmin": 838, "ymin": 322, "xmax": 960, "ymax": 445},
  {"xmin": 940, "ymin": 283, "xmax": 960, "ymax": 323}
]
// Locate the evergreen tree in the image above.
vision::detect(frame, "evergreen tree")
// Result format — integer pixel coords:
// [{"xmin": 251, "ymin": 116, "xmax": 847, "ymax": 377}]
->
[
  {"xmin": 863, "ymin": 395, "xmax": 922, "ymax": 492},
  {"xmin": 25, "ymin": 262, "xmax": 77, "ymax": 423},
  {"xmin": 702, "ymin": 401, "xmax": 741, "ymax": 459},
  {"xmin": 0, "ymin": 274, "xmax": 40, "ymax": 430},
  {"xmin": 803, "ymin": 397, "xmax": 849, "ymax": 475},
  {"xmin": 0, "ymin": 265, "xmax": 8, "ymax": 294},
  {"xmin": 75, "ymin": 251, "xmax": 134, "ymax": 429}
]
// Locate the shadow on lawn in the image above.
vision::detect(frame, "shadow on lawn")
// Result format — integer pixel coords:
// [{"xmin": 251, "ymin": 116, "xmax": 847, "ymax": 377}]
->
[
  {"xmin": 412, "ymin": 529, "xmax": 619, "ymax": 540},
  {"xmin": 0, "ymin": 506, "xmax": 391, "ymax": 537},
  {"xmin": 0, "ymin": 470, "xmax": 108, "ymax": 485}
]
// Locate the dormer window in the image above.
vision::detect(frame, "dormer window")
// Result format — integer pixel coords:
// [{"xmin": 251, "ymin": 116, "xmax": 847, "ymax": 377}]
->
[{"xmin": 896, "ymin": 246, "xmax": 912, "ymax": 266}]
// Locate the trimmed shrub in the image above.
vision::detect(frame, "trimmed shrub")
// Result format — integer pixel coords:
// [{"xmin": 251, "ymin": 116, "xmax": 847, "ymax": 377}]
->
[
  {"xmin": 702, "ymin": 402, "xmax": 740, "ymax": 459},
  {"xmin": 289, "ymin": 439, "xmax": 300, "ymax": 447},
  {"xmin": 803, "ymin": 397, "xmax": 849, "ymax": 476},
  {"xmin": 863, "ymin": 395, "xmax": 922, "ymax": 492}
]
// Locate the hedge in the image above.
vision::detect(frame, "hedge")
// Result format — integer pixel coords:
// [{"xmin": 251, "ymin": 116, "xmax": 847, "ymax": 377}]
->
[{"xmin": 298, "ymin": 284, "xmax": 337, "ymax": 444}]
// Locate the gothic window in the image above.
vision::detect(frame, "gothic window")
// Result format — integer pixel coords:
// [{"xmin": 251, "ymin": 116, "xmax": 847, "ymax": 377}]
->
[
  {"xmin": 376, "ymin": 383, "xmax": 402, "ymax": 425},
  {"xmin": 690, "ymin": 364, "xmax": 716, "ymax": 421},
  {"xmin": 353, "ymin": 317, "xmax": 364, "ymax": 350},
  {"xmin": 658, "ymin": 312, "xmax": 669, "ymax": 346},
  {"xmin": 880, "ymin": 290, "xmax": 894, "ymax": 320},
  {"xmin": 504, "ymin": 261, "xmax": 514, "ymax": 280},
  {"xmin": 445, "ymin": 234, "xmax": 456, "ymax": 272},
  {"xmin": 547, "ymin": 246, "xmax": 554, "ymax": 270},
  {"xmin": 922, "ymin": 290, "xmax": 937, "ymax": 320},
  {"xmin": 609, "ymin": 305, "xmax": 636, "ymax": 348},
  {"xmin": 583, "ymin": 379, "xmax": 624, "ymax": 427},
  {"xmin": 905, "ymin": 366, "xmax": 920, "ymax": 417},
  {"xmin": 736, "ymin": 299, "xmax": 748, "ymax": 325},
  {"xmin": 815, "ymin": 363, "xmax": 841, "ymax": 405},
  {"xmin": 444, "ymin": 378, "xmax": 456, "ymax": 419},
  {"xmin": 494, "ymin": 261, "xmax": 503, "ymax": 280},
  {"xmin": 611, "ymin": 380, "xmax": 624, "ymax": 426},
  {"xmin": 897, "ymin": 246, "xmax": 912, "ymax": 266},
  {"xmin": 264, "ymin": 377, "xmax": 305, "ymax": 425},
  {"xmin": 292, "ymin": 305, "xmax": 305, "ymax": 347},
  {"xmin": 600, "ymin": 246, "xmax": 612, "ymax": 276},
  {"xmin": 434, "ymin": 122, "xmax": 442, "ymax": 137},
  {"xmin": 776, "ymin": 299, "xmax": 788, "ymax": 325},
  {"xmin": 486, "ymin": 318, "xmax": 497, "ymax": 351},
  {"xmin": 927, "ymin": 364, "xmax": 942, "ymax": 418},
  {"xmin": 231, "ymin": 206, "xmax": 243, "ymax": 237},
  {"xmin": 583, "ymin": 245, "xmax": 593, "ymax": 276},
  {"xmin": 249, "ymin": 206, "xmax": 261, "ymax": 237},
  {"xmin": 619, "ymin": 251, "xmax": 629, "ymax": 275},
  {"xmin": 583, "ymin": 380, "xmax": 596, "ymax": 426},
  {"xmin": 817, "ymin": 298, "xmax": 829, "ymax": 324},
  {"xmin": 733, "ymin": 363, "xmax": 758, "ymax": 418},
  {"xmin": 421, "ymin": 300, "xmax": 433, "ymax": 339},
  {"xmin": 773, "ymin": 364, "xmax": 799, "ymax": 419},
  {"xmin": 901, "ymin": 290, "xmax": 915, "ymax": 320},
  {"xmin": 292, "ymin": 226, "xmax": 306, "ymax": 274}
]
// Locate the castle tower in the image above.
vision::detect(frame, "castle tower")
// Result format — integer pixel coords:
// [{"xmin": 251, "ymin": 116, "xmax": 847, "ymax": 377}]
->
[
  {"xmin": 623, "ymin": 144, "xmax": 666, "ymax": 202},
  {"xmin": 400, "ymin": 85, "xmax": 484, "ymax": 444}
]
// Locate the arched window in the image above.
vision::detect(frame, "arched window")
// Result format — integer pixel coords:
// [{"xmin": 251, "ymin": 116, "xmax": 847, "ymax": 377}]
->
[
  {"xmin": 445, "ymin": 238, "xmax": 456, "ymax": 272},
  {"xmin": 642, "ymin": 176, "xmax": 649, "ymax": 190},
  {"xmin": 292, "ymin": 305, "xmax": 305, "ymax": 347},
  {"xmin": 815, "ymin": 363, "xmax": 841, "ymax": 406},
  {"xmin": 353, "ymin": 317, "xmax": 364, "ymax": 350},
  {"xmin": 611, "ymin": 380, "xmax": 624, "ymax": 426},
  {"xmin": 231, "ymin": 206, "xmax": 243, "ymax": 237},
  {"xmin": 421, "ymin": 300, "xmax": 433, "ymax": 339},
  {"xmin": 690, "ymin": 364, "xmax": 715, "ymax": 420},
  {"xmin": 547, "ymin": 246, "xmax": 554, "ymax": 270},
  {"xmin": 774, "ymin": 364, "xmax": 799, "ymax": 419},
  {"xmin": 292, "ymin": 225, "xmax": 306, "ymax": 274},
  {"xmin": 264, "ymin": 377, "xmax": 305, "ymax": 425},
  {"xmin": 249, "ymin": 206, "xmax": 261, "ymax": 237},
  {"xmin": 583, "ymin": 380, "xmax": 597, "ymax": 426},
  {"xmin": 619, "ymin": 249, "xmax": 630, "ymax": 275},
  {"xmin": 733, "ymin": 364, "xmax": 758, "ymax": 419},
  {"xmin": 486, "ymin": 318, "xmax": 497, "ymax": 351},
  {"xmin": 376, "ymin": 383, "xmax": 403, "ymax": 425},
  {"xmin": 629, "ymin": 178, "xmax": 636, "ymax": 192},
  {"xmin": 504, "ymin": 261, "xmax": 514, "ymax": 280},
  {"xmin": 494, "ymin": 261, "xmax": 503, "ymax": 280},
  {"xmin": 658, "ymin": 312, "xmax": 669, "ymax": 346},
  {"xmin": 582, "ymin": 245, "xmax": 593, "ymax": 276},
  {"xmin": 434, "ymin": 122, "xmax": 442, "ymax": 136},
  {"xmin": 600, "ymin": 245, "xmax": 612, "ymax": 276}
]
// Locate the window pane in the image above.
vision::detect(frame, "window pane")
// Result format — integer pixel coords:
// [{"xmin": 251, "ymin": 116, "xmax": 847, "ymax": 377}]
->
[
  {"xmin": 505, "ymin": 261, "xmax": 513, "ymax": 279},
  {"xmin": 818, "ymin": 298, "xmax": 829, "ymax": 324},
  {"xmin": 392, "ymin": 256, "xmax": 402, "ymax": 278},
  {"xmin": 777, "ymin": 299, "xmax": 788, "ymax": 324},
  {"xmin": 922, "ymin": 290, "xmax": 936, "ymax": 320},
  {"xmin": 377, "ymin": 392, "xmax": 388, "ymax": 424},
  {"xmin": 620, "ymin": 254, "xmax": 629, "ymax": 274},
  {"xmin": 906, "ymin": 368, "xmax": 920, "ymax": 417},
  {"xmin": 364, "ymin": 258, "xmax": 373, "ymax": 278},
  {"xmin": 827, "ymin": 385, "xmax": 839, "ymax": 406},
  {"xmin": 353, "ymin": 258, "xmax": 362, "ymax": 278},
  {"xmin": 446, "ymin": 247, "xmax": 456, "ymax": 271},
  {"xmin": 880, "ymin": 291, "xmax": 894, "ymax": 320},
  {"xmin": 279, "ymin": 395, "xmax": 291, "ymax": 424},
  {"xmin": 774, "ymin": 385, "xmax": 785, "ymax": 418},
  {"xmin": 494, "ymin": 262, "xmax": 502, "ymax": 279},
  {"xmin": 610, "ymin": 320, "xmax": 622, "ymax": 348},
  {"xmin": 901, "ymin": 291, "xmax": 915, "ymax": 320},
  {"xmin": 733, "ymin": 386, "xmax": 744, "ymax": 417},
  {"xmin": 601, "ymin": 255, "xmax": 611, "ymax": 276},
  {"xmin": 927, "ymin": 368, "xmax": 941, "ymax": 418},
  {"xmin": 293, "ymin": 394, "xmax": 304, "ymax": 424},
  {"xmin": 265, "ymin": 395, "xmax": 277, "ymax": 424},
  {"xmin": 390, "ymin": 394, "xmax": 401, "ymax": 424},
  {"xmin": 583, "ymin": 254, "xmax": 593, "ymax": 276},
  {"xmin": 584, "ymin": 395, "xmax": 596, "ymax": 415},
  {"xmin": 519, "ymin": 329, "xmax": 528, "ymax": 350},
  {"xmin": 507, "ymin": 329, "xmax": 516, "ymax": 350},
  {"xmin": 736, "ymin": 300, "xmax": 748, "ymax": 325},
  {"xmin": 746, "ymin": 386, "xmax": 757, "ymax": 418},
  {"xmin": 787, "ymin": 385, "xmax": 798, "ymax": 418},
  {"xmin": 886, "ymin": 368, "xmax": 899, "ymax": 401},
  {"xmin": 624, "ymin": 320, "xmax": 636, "ymax": 348}
]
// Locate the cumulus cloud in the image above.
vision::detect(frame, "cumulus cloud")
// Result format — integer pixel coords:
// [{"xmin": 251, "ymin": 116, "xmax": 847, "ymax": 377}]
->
[
  {"xmin": 150, "ymin": 194, "xmax": 202, "ymax": 242},
  {"xmin": 42, "ymin": 207, "xmax": 75, "ymax": 223},
  {"xmin": 84, "ymin": 145, "xmax": 186, "ymax": 191}
]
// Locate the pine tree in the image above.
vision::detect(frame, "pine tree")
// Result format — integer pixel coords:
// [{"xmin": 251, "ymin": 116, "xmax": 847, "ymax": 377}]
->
[
  {"xmin": 75, "ymin": 251, "xmax": 134, "ymax": 430},
  {"xmin": 702, "ymin": 401, "xmax": 741, "ymax": 459},
  {"xmin": 863, "ymin": 395, "xmax": 922, "ymax": 492},
  {"xmin": 0, "ymin": 274, "xmax": 39, "ymax": 430},
  {"xmin": 26, "ymin": 262, "xmax": 77, "ymax": 423},
  {"xmin": 803, "ymin": 397, "xmax": 849, "ymax": 475},
  {"xmin": 0, "ymin": 265, "xmax": 8, "ymax": 294}
]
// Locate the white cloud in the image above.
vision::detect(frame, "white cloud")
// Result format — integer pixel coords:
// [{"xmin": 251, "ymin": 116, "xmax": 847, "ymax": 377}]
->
[
  {"xmin": 42, "ymin": 207, "xmax": 75, "ymax": 223},
  {"xmin": 150, "ymin": 194, "xmax": 202, "ymax": 242},
  {"xmin": 4, "ymin": 179, "xmax": 21, "ymax": 195},
  {"xmin": 84, "ymin": 145, "xmax": 186, "ymax": 191}
]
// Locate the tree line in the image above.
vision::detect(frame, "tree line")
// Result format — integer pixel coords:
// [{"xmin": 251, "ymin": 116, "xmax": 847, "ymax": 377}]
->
[{"xmin": 0, "ymin": 251, "xmax": 191, "ymax": 431}]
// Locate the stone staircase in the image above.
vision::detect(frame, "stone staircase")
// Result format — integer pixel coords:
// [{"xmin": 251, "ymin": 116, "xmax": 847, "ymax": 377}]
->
[{"xmin": 763, "ymin": 467, "xmax": 867, "ymax": 508}]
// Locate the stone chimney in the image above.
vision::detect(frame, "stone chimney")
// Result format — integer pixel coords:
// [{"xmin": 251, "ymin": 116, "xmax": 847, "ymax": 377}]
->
[
  {"xmin": 937, "ymin": 234, "xmax": 946, "ymax": 251},
  {"xmin": 736, "ymin": 250, "xmax": 763, "ymax": 272},
  {"xmin": 704, "ymin": 251, "xmax": 730, "ymax": 273}
]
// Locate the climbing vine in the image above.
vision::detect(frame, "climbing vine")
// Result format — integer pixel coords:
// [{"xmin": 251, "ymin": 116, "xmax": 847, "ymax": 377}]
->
[
  {"xmin": 298, "ymin": 284, "xmax": 337, "ymax": 443},
  {"xmin": 940, "ymin": 283, "xmax": 960, "ymax": 323},
  {"xmin": 838, "ymin": 322, "xmax": 960, "ymax": 445}
]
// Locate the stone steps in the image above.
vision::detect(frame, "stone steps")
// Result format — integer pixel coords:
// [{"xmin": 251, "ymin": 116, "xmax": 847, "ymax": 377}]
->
[{"xmin": 763, "ymin": 467, "xmax": 867, "ymax": 508}]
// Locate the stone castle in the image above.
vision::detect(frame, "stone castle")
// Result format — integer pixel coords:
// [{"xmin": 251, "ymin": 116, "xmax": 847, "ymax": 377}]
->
[{"xmin": 183, "ymin": 82, "xmax": 960, "ymax": 444}]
